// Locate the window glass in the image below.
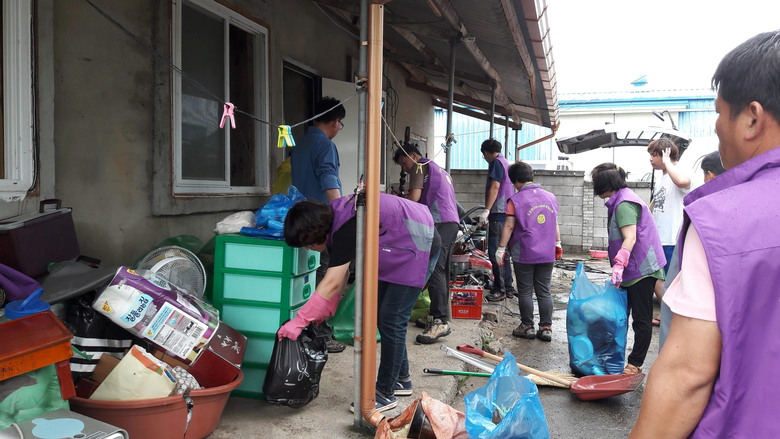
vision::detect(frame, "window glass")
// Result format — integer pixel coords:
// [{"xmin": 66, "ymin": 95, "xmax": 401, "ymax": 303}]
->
[{"xmin": 174, "ymin": 0, "xmax": 268, "ymax": 194}]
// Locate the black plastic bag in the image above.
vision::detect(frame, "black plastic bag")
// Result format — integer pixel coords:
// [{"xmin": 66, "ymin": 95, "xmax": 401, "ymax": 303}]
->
[{"xmin": 263, "ymin": 323, "xmax": 328, "ymax": 408}]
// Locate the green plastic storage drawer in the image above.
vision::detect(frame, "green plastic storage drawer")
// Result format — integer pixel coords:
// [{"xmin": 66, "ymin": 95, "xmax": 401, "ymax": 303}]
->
[
  {"xmin": 218, "ymin": 303, "xmax": 300, "ymax": 337},
  {"xmin": 232, "ymin": 364, "xmax": 267, "ymax": 399},
  {"xmin": 216, "ymin": 234, "xmax": 319, "ymax": 276},
  {"xmin": 214, "ymin": 270, "xmax": 315, "ymax": 307}
]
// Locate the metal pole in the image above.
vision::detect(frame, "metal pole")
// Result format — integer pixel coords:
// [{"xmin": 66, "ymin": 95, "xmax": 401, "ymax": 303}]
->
[
  {"xmin": 352, "ymin": 0, "xmax": 368, "ymax": 428},
  {"xmin": 359, "ymin": 0, "xmax": 384, "ymax": 426},
  {"xmin": 489, "ymin": 85, "xmax": 495, "ymax": 139},
  {"xmin": 445, "ymin": 37, "xmax": 456, "ymax": 173},
  {"xmin": 504, "ymin": 116, "xmax": 509, "ymax": 159}
]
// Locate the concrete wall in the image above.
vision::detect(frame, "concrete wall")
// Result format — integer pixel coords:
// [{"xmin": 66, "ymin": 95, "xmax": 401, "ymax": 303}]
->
[
  {"xmin": 0, "ymin": 0, "xmax": 437, "ymax": 267},
  {"xmin": 450, "ymin": 169, "xmax": 652, "ymax": 252}
]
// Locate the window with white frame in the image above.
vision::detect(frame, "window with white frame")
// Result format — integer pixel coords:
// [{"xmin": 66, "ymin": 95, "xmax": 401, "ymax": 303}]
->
[
  {"xmin": 172, "ymin": 0, "xmax": 269, "ymax": 195},
  {"xmin": 0, "ymin": 0, "xmax": 35, "ymax": 201}
]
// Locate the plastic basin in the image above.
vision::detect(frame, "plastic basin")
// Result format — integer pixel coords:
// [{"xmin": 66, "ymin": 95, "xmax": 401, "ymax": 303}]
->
[
  {"xmin": 589, "ymin": 249, "xmax": 608, "ymax": 259},
  {"xmin": 69, "ymin": 370, "xmax": 243, "ymax": 439}
]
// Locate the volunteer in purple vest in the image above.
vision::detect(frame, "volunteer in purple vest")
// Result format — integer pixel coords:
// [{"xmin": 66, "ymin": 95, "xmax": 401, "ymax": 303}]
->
[
  {"xmin": 393, "ymin": 142, "xmax": 459, "ymax": 345},
  {"xmin": 591, "ymin": 163, "xmax": 666, "ymax": 375},
  {"xmin": 632, "ymin": 30, "xmax": 780, "ymax": 438},
  {"xmin": 479, "ymin": 138, "xmax": 517, "ymax": 301},
  {"xmin": 278, "ymin": 193, "xmax": 441, "ymax": 413},
  {"xmin": 495, "ymin": 162, "xmax": 562, "ymax": 342}
]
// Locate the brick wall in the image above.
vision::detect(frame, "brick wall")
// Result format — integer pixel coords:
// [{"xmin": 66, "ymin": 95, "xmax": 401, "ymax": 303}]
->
[{"xmin": 450, "ymin": 169, "xmax": 652, "ymax": 252}]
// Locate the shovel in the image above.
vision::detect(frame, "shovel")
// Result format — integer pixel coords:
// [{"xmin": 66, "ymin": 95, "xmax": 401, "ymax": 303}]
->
[{"xmin": 456, "ymin": 344, "xmax": 645, "ymax": 401}]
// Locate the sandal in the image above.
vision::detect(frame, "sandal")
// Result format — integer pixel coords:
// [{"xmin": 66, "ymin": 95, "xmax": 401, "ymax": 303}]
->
[
  {"xmin": 623, "ymin": 364, "xmax": 642, "ymax": 375},
  {"xmin": 652, "ymin": 316, "xmax": 661, "ymax": 326}
]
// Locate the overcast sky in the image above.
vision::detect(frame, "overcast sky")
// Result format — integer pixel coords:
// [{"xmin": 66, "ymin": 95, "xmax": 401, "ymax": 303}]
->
[{"xmin": 546, "ymin": 0, "xmax": 780, "ymax": 94}]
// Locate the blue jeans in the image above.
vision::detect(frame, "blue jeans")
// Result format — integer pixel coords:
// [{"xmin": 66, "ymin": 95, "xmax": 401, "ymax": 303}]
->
[
  {"xmin": 375, "ymin": 281, "xmax": 421, "ymax": 397},
  {"xmin": 488, "ymin": 217, "xmax": 514, "ymax": 294}
]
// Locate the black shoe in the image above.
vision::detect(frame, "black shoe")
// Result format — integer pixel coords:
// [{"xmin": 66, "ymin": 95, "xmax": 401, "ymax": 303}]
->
[
  {"xmin": 486, "ymin": 292, "xmax": 506, "ymax": 302},
  {"xmin": 326, "ymin": 339, "xmax": 346, "ymax": 353}
]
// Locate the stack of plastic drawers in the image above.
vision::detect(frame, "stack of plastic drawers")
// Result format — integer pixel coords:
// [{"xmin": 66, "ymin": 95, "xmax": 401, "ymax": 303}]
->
[{"xmin": 212, "ymin": 234, "xmax": 320, "ymax": 399}]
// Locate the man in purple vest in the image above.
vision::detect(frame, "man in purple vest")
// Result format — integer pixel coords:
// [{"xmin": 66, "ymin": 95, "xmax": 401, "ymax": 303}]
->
[
  {"xmin": 278, "ymin": 193, "xmax": 441, "ymax": 413},
  {"xmin": 495, "ymin": 162, "xmax": 562, "ymax": 342},
  {"xmin": 393, "ymin": 143, "xmax": 459, "ymax": 344},
  {"xmin": 479, "ymin": 139, "xmax": 517, "ymax": 301},
  {"xmin": 631, "ymin": 30, "xmax": 780, "ymax": 438}
]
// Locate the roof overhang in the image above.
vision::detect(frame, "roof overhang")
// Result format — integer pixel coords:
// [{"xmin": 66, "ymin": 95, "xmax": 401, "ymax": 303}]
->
[{"xmin": 312, "ymin": 0, "xmax": 559, "ymax": 129}]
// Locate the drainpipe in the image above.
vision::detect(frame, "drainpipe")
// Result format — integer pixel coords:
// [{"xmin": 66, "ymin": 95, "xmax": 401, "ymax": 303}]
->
[
  {"xmin": 489, "ymin": 85, "xmax": 495, "ymax": 139},
  {"xmin": 515, "ymin": 123, "xmax": 559, "ymax": 157},
  {"xmin": 445, "ymin": 37, "xmax": 456, "ymax": 173},
  {"xmin": 352, "ymin": 0, "xmax": 369, "ymax": 428},
  {"xmin": 359, "ymin": 0, "xmax": 385, "ymax": 427}
]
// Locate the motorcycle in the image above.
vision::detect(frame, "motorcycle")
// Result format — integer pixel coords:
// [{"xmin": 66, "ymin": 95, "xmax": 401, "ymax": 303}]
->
[{"xmin": 450, "ymin": 205, "xmax": 493, "ymax": 290}]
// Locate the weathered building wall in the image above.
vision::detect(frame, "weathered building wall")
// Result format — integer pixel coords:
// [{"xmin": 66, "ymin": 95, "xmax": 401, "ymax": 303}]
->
[{"xmin": 450, "ymin": 169, "xmax": 652, "ymax": 252}]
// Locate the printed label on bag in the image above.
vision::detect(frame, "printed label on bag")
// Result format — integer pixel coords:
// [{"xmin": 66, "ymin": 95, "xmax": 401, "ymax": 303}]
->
[
  {"xmin": 144, "ymin": 302, "xmax": 208, "ymax": 361},
  {"xmin": 119, "ymin": 292, "xmax": 153, "ymax": 326}
]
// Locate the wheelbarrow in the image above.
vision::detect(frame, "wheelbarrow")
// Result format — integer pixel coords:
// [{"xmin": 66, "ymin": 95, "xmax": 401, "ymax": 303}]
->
[{"xmin": 456, "ymin": 344, "xmax": 645, "ymax": 401}]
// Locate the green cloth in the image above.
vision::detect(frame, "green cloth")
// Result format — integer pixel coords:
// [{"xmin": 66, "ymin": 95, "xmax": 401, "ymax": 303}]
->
[{"xmin": 0, "ymin": 365, "xmax": 69, "ymax": 430}]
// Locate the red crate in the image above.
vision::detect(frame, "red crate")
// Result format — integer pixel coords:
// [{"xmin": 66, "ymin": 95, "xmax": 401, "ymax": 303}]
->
[{"xmin": 450, "ymin": 284, "xmax": 483, "ymax": 319}]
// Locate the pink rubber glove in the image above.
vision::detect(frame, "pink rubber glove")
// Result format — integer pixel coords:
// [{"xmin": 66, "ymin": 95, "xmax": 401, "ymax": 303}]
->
[
  {"xmin": 611, "ymin": 247, "xmax": 631, "ymax": 287},
  {"xmin": 277, "ymin": 293, "xmax": 340, "ymax": 340}
]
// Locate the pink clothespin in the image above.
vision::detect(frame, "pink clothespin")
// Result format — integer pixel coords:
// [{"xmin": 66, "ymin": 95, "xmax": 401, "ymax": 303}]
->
[{"xmin": 220, "ymin": 102, "xmax": 236, "ymax": 129}]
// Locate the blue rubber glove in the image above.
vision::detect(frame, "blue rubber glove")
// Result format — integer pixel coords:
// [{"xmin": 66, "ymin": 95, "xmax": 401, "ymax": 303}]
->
[
  {"xmin": 611, "ymin": 247, "xmax": 631, "ymax": 287},
  {"xmin": 277, "ymin": 293, "xmax": 340, "ymax": 340}
]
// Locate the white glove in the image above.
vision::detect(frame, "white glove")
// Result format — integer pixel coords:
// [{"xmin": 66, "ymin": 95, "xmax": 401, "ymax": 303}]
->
[
  {"xmin": 495, "ymin": 246, "xmax": 507, "ymax": 266},
  {"xmin": 478, "ymin": 209, "xmax": 490, "ymax": 226}
]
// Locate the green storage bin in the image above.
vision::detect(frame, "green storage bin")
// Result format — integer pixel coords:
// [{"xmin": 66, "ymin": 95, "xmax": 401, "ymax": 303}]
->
[
  {"xmin": 215, "ymin": 270, "xmax": 314, "ymax": 307},
  {"xmin": 216, "ymin": 234, "xmax": 319, "ymax": 275},
  {"xmin": 218, "ymin": 303, "xmax": 299, "ymax": 337},
  {"xmin": 243, "ymin": 334, "xmax": 276, "ymax": 365},
  {"xmin": 232, "ymin": 364, "xmax": 267, "ymax": 400}
]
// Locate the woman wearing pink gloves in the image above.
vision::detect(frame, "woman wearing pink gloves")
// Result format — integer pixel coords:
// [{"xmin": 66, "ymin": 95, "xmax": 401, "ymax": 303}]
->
[
  {"xmin": 278, "ymin": 193, "xmax": 440, "ymax": 412},
  {"xmin": 591, "ymin": 163, "xmax": 666, "ymax": 375}
]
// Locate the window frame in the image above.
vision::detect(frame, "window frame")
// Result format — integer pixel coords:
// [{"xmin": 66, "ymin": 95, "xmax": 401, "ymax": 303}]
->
[
  {"xmin": 0, "ymin": 0, "xmax": 35, "ymax": 200},
  {"xmin": 171, "ymin": 0, "xmax": 269, "ymax": 195}
]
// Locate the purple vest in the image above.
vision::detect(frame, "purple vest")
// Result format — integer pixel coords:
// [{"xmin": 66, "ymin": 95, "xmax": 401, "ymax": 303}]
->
[
  {"xmin": 417, "ymin": 159, "xmax": 459, "ymax": 224},
  {"xmin": 604, "ymin": 188, "xmax": 665, "ymax": 281},
  {"xmin": 328, "ymin": 193, "xmax": 434, "ymax": 288},
  {"xmin": 679, "ymin": 147, "xmax": 780, "ymax": 438},
  {"xmin": 508, "ymin": 184, "xmax": 559, "ymax": 264},
  {"xmin": 486, "ymin": 155, "xmax": 514, "ymax": 214}
]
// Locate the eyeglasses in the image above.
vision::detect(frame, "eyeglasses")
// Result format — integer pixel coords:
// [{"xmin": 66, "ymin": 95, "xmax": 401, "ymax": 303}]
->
[{"xmin": 338, "ymin": 120, "xmax": 345, "ymax": 130}]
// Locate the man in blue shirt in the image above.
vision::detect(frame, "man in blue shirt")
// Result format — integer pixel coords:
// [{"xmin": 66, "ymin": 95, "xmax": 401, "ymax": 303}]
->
[
  {"xmin": 290, "ymin": 96, "xmax": 347, "ymax": 353},
  {"xmin": 291, "ymin": 97, "xmax": 345, "ymax": 203}
]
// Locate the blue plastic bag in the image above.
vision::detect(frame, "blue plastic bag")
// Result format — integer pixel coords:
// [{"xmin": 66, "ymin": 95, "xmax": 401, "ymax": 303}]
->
[
  {"xmin": 242, "ymin": 185, "xmax": 305, "ymax": 239},
  {"xmin": 566, "ymin": 262, "xmax": 628, "ymax": 376},
  {"xmin": 464, "ymin": 351, "xmax": 550, "ymax": 439}
]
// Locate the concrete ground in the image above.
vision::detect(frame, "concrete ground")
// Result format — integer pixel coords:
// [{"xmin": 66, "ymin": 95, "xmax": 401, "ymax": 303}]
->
[{"xmin": 209, "ymin": 255, "xmax": 661, "ymax": 438}]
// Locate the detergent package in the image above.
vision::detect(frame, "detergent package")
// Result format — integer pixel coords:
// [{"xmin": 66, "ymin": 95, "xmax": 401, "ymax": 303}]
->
[{"xmin": 92, "ymin": 266, "xmax": 220, "ymax": 365}]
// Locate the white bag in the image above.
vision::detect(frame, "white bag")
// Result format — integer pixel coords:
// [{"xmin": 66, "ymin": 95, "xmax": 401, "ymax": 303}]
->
[
  {"xmin": 214, "ymin": 211, "xmax": 256, "ymax": 234},
  {"xmin": 90, "ymin": 345, "xmax": 175, "ymax": 401}
]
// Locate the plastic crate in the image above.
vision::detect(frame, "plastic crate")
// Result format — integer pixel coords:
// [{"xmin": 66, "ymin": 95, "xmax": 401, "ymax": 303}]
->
[{"xmin": 450, "ymin": 285, "xmax": 483, "ymax": 319}]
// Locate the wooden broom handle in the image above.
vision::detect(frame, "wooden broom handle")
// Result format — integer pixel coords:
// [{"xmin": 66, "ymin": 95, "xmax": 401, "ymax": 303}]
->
[{"xmin": 456, "ymin": 344, "xmax": 572, "ymax": 388}]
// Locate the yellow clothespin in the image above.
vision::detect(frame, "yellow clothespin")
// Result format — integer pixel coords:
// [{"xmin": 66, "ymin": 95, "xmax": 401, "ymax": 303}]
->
[{"xmin": 277, "ymin": 125, "xmax": 295, "ymax": 148}]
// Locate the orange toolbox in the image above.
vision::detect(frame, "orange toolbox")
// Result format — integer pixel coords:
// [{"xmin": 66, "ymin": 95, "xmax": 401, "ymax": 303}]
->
[{"xmin": 0, "ymin": 310, "xmax": 75, "ymax": 399}]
